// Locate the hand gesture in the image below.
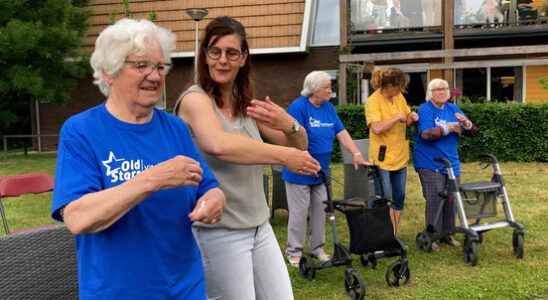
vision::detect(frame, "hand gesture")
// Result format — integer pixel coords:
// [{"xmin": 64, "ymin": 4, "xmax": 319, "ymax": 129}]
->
[
  {"xmin": 284, "ymin": 149, "xmax": 321, "ymax": 176},
  {"xmin": 454, "ymin": 112, "xmax": 467, "ymax": 123},
  {"xmin": 396, "ymin": 112, "xmax": 407, "ymax": 123},
  {"xmin": 408, "ymin": 111, "xmax": 419, "ymax": 123},
  {"xmin": 144, "ymin": 155, "xmax": 203, "ymax": 191},
  {"xmin": 455, "ymin": 112, "xmax": 472, "ymax": 129},
  {"xmin": 351, "ymin": 153, "xmax": 372, "ymax": 170},
  {"xmin": 449, "ymin": 124, "xmax": 463, "ymax": 135},
  {"xmin": 189, "ymin": 188, "xmax": 225, "ymax": 224},
  {"xmin": 246, "ymin": 97, "xmax": 294, "ymax": 133}
]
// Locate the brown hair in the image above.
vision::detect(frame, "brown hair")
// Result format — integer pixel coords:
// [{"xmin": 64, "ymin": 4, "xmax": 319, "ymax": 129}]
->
[
  {"xmin": 198, "ymin": 16, "xmax": 253, "ymax": 117},
  {"xmin": 371, "ymin": 67, "xmax": 409, "ymax": 92}
]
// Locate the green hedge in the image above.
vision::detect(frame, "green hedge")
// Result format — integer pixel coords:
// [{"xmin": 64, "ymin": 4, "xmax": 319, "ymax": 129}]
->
[{"xmin": 334, "ymin": 103, "xmax": 548, "ymax": 162}]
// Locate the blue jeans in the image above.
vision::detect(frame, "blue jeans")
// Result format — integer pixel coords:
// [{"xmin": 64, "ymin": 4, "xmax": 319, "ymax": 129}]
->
[{"xmin": 373, "ymin": 167, "xmax": 407, "ymax": 210}]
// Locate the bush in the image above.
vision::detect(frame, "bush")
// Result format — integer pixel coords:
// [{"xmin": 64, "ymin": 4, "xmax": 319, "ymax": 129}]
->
[{"xmin": 335, "ymin": 102, "xmax": 548, "ymax": 162}]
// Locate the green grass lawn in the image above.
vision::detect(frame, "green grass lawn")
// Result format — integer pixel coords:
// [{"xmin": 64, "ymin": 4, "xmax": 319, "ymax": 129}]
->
[{"xmin": 1, "ymin": 153, "xmax": 547, "ymax": 299}]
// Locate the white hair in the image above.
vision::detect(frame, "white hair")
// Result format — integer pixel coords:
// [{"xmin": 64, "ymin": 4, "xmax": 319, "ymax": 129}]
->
[
  {"xmin": 90, "ymin": 18, "xmax": 176, "ymax": 96},
  {"xmin": 300, "ymin": 71, "xmax": 331, "ymax": 97},
  {"xmin": 426, "ymin": 78, "xmax": 450, "ymax": 100}
]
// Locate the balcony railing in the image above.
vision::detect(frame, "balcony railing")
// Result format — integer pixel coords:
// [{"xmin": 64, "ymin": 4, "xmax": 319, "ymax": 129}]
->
[{"xmin": 350, "ymin": 0, "xmax": 548, "ymax": 34}]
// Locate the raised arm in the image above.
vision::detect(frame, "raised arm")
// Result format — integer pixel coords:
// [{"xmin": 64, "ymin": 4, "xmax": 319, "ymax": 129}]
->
[
  {"xmin": 177, "ymin": 92, "xmax": 319, "ymax": 173},
  {"xmin": 246, "ymin": 97, "xmax": 307, "ymax": 150}
]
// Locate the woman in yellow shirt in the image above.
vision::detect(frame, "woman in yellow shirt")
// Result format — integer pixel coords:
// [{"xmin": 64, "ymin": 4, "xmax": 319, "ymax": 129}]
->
[{"xmin": 365, "ymin": 67, "xmax": 418, "ymax": 235}]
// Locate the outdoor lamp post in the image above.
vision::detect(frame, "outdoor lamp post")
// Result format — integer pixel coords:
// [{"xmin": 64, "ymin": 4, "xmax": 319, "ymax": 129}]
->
[{"xmin": 185, "ymin": 8, "xmax": 208, "ymax": 83}]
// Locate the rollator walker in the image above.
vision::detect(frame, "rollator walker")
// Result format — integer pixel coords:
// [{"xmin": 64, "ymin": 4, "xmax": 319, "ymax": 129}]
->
[{"xmin": 416, "ymin": 154, "xmax": 525, "ymax": 266}]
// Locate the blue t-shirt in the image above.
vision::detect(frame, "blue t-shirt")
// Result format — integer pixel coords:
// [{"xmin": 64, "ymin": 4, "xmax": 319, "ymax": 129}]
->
[
  {"xmin": 51, "ymin": 104, "xmax": 219, "ymax": 300},
  {"xmin": 282, "ymin": 96, "xmax": 345, "ymax": 185},
  {"xmin": 413, "ymin": 101, "xmax": 466, "ymax": 176}
]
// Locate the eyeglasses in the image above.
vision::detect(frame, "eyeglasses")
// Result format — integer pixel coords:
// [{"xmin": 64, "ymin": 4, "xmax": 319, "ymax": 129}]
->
[
  {"xmin": 432, "ymin": 87, "xmax": 449, "ymax": 92},
  {"xmin": 205, "ymin": 47, "xmax": 244, "ymax": 61},
  {"xmin": 124, "ymin": 60, "xmax": 172, "ymax": 76}
]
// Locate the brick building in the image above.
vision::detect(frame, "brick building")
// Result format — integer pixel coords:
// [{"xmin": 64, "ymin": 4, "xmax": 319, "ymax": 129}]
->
[{"xmin": 35, "ymin": 0, "xmax": 340, "ymax": 150}]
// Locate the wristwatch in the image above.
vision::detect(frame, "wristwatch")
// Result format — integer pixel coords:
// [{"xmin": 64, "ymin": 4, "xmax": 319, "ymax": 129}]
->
[{"xmin": 290, "ymin": 120, "xmax": 301, "ymax": 135}]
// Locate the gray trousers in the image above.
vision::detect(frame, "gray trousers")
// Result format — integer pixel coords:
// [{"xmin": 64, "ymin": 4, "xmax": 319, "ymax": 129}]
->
[
  {"xmin": 417, "ymin": 169, "xmax": 457, "ymax": 235},
  {"xmin": 285, "ymin": 182, "xmax": 327, "ymax": 257},
  {"xmin": 193, "ymin": 222, "xmax": 293, "ymax": 300}
]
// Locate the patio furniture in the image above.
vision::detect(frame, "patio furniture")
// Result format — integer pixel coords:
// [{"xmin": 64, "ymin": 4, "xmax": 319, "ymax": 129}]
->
[
  {"xmin": 0, "ymin": 225, "xmax": 78, "ymax": 299},
  {"xmin": 0, "ymin": 172, "xmax": 54, "ymax": 234}
]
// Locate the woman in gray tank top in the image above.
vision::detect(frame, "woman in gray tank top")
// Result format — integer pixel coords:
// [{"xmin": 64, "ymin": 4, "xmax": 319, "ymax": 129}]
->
[{"xmin": 174, "ymin": 16, "xmax": 320, "ymax": 300}]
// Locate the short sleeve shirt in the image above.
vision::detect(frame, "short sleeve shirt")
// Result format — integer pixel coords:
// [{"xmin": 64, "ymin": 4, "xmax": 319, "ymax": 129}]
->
[
  {"xmin": 51, "ymin": 104, "xmax": 219, "ymax": 300},
  {"xmin": 365, "ymin": 89, "xmax": 411, "ymax": 170}
]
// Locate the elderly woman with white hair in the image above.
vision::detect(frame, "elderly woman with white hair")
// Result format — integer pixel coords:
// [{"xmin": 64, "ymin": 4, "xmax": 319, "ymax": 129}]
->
[
  {"xmin": 282, "ymin": 70, "xmax": 370, "ymax": 267},
  {"xmin": 413, "ymin": 78, "xmax": 476, "ymax": 251},
  {"xmin": 51, "ymin": 18, "xmax": 225, "ymax": 299}
]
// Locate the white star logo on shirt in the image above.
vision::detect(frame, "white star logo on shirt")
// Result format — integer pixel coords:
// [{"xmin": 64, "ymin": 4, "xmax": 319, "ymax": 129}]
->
[{"xmin": 102, "ymin": 151, "xmax": 124, "ymax": 177}]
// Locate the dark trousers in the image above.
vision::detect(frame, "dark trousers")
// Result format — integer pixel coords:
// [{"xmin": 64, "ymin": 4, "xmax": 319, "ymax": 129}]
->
[{"xmin": 417, "ymin": 169, "xmax": 457, "ymax": 235}]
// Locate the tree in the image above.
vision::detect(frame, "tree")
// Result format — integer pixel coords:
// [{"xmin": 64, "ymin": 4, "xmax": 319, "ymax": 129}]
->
[{"xmin": 0, "ymin": 0, "xmax": 90, "ymax": 134}]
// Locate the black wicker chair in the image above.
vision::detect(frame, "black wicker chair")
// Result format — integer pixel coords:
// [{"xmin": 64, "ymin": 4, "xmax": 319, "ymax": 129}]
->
[
  {"xmin": 270, "ymin": 166, "xmax": 288, "ymax": 220},
  {"xmin": 0, "ymin": 225, "xmax": 78, "ymax": 300}
]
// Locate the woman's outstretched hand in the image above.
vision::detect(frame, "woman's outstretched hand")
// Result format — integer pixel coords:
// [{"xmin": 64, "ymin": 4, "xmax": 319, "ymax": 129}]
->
[{"xmin": 246, "ymin": 97, "xmax": 294, "ymax": 133}]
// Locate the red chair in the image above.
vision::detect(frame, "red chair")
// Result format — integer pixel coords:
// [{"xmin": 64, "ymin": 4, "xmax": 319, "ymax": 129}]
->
[{"xmin": 0, "ymin": 173, "xmax": 54, "ymax": 234}]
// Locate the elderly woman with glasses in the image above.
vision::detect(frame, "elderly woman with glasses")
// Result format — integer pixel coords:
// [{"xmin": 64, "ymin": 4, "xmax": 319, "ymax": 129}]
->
[
  {"xmin": 174, "ymin": 16, "xmax": 320, "ymax": 300},
  {"xmin": 51, "ymin": 19, "xmax": 225, "ymax": 300},
  {"xmin": 413, "ymin": 78, "xmax": 476, "ymax": 251}
]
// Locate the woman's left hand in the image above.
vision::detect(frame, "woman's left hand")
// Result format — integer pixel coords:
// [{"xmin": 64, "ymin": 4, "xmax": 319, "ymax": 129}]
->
[
  {"xmin": 455, "ymin": 112, "xmax": 472, "ymax": 129},
  {"xmin": 189, "ymin": 188, "xmax": 225, "ymax": 224},
  {"xmin": 246, "ymin": 97, "xmax": 294, "ymax": 133},
  {"xmin": 408, "ymin": 111, "xmax": 419, "ymax": 123},
  {"xmin": 352, "ymin": 153, "xmax": 373, "ymax": 170}
]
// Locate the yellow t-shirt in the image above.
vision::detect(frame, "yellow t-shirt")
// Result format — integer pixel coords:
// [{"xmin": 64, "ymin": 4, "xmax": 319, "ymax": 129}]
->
[{"xmin": 365, "ymin": 89, "xmax": 411, "ymax": 170}]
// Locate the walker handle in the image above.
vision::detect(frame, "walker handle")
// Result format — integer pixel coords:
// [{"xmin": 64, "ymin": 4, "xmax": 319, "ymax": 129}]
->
[{"xmin": 478, "ymin": 153, "xmax": 498, "ymax": 164}]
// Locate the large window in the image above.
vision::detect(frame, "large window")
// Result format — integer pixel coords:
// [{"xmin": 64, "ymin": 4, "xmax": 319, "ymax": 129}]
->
[
  {"xmin": 404, "ymin": 72, "xmax": 427, "ymax": 106},
  {"xmin": 456, "ymin": 0, "xmax": 544, "ymax": 26},
  {"xmin": 351, "ymin": 0, "xmax": 441, "ymax": 32},
  {"xmin": 458, "ymin": 68, "xmax": 488, "ymax": 100},
  {"xmin": 311, "ymin": 0, "xmax": 340, "ymax": 46},
  {"xmin": 455, "ymin": 66, "xmax": 524, "ymax": 102},
  {"xmin": 491, "ymin": 67, "xmax": 523, "ymax": 102}
]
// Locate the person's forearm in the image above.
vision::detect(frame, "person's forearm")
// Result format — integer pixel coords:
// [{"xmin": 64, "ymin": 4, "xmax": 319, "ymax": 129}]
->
[
  {"xmin": 199, "ymin": 132, "xmax": 299, "ymax": 165},
  {"xmin": 370, "ymin": 115, "xmax": 401, "ymax": 134},
  {"xmin": 282, "ymin": 127, "xmax": 308, "ymax": 150},
  {"xmin": 63, "ymin": 174, "xmax": 154, "ymax": 234},
  {"xmin": 337, "ymin": 130, "xmax": 361, "ymax": 155}
]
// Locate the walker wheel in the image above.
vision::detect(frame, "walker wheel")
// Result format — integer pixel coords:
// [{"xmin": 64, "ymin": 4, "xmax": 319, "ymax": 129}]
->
[
  {"xmin": 416, "ymin": 232, "xmax": 433, "ymax": 252},
  {"xmin": 463, "ymin": 239, "xmax": 479, "ymax": 266},
  {"xmin": 299, "ymin": 256, "xmax": 316, "ymax": 280},
  {"xmin": 385, "ymin": 260, "xmax": 411, "ymax": 287},
  {"xmin": 344, "ymin": 269, "xmax": 366, "ymax": 300},
  {"xmin": 512, "ymin": 231, "xmax": 524, "ymax": 259}
]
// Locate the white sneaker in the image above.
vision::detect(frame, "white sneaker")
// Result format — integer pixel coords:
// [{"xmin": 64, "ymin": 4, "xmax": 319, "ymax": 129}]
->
[
  {"xmin": 313, "ymin": 249, "xmax": 331, "ymax": 262},
  {"xmin": 286, "ymin": 255, "xmax": 301, "ymax": 268}
]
